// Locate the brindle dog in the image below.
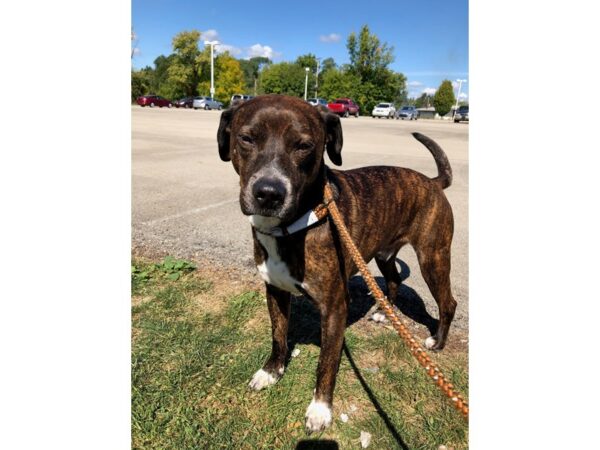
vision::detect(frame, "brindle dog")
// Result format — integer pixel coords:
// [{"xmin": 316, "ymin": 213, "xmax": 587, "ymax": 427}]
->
[{"xmin": 217, "ymin": 94, "xmax": 456, "ymax": 433}]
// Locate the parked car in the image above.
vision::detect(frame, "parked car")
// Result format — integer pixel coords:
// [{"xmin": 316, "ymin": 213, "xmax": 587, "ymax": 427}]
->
[
  {"xmin": 327, "ymin": 98, "xmax": 360, "ymax": 118},
  {"xmin": 307, "ymin": 98, "xmax": 328, "ymax": 107},
  {"xmin": 454, "ymin": 105, "xmax": 469, "ymax": 122},
  {"xmin": 136, "ymin": 95, "xmax": 173, "ymax": 108},
  {"xmin": 372, "ymin": 102, "xmax": 396, "ymax": 119},
  {"xmin": 174, "ymin": 97, "xmax": 194, "ymax": 108},
  {"xmin": 230, "ymin": 94, "xmax": 254, "ymax": 104},
  {"xmin": 193, "ymin": 96, "xmax": 223, "ymax": 110},
  {"xmin": 396, "ymin": 106, "xmax": 419, "ymax": 120}
]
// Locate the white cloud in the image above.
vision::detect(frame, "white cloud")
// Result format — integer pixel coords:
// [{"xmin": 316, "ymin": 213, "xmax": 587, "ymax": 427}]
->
[
  {"xmin": 458, "ymin": 92, "xmax": 468, "ymax": 100},
  {"xmin": 246, "ymin": 43, "xmax": 281, "ymax": 59},
  {"xmin": 215, "ymin": 44, "xmax": 242, "ymax": 56},
  {"xmin": 320, "ymin": 33, "xmax": 341, "ymax": 43},
  {"xmin": 422, "ymin": 87, "xmax": 437, "ymax": 95},
  {"xmin": 202, "ymin": 29, "xmax": 219, "ymax": 41},
  {"xmin": 408, "ymin": 81, "xmax": 423, "ymax": 87}
]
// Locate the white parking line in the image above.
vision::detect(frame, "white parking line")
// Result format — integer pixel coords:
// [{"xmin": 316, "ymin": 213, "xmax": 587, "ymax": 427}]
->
[{"xmin": 142, "ymin": 198, "xmax": 239, "ymax": 226}]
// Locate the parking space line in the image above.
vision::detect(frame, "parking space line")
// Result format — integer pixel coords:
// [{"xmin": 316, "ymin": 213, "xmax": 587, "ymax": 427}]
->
[{"xmin": 141, "ymin": 198, "xmax": 239, "ymax": 226}]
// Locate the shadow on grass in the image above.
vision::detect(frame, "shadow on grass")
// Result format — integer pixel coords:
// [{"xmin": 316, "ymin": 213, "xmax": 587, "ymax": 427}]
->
[{"xmin": 287, "ymin": 258, "xmax": 438, "ymax": 352}]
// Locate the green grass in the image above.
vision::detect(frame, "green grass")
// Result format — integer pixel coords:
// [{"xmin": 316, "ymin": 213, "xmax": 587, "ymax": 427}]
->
[{"xmin": 132, "ymin": 257, "xmax": 469, "ymax": 449}]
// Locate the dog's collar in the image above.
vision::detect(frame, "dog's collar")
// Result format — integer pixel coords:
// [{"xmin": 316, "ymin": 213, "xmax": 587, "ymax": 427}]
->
[{"xmin": 253, "ymin": 201, "xmax": 330, "ymax": 237}]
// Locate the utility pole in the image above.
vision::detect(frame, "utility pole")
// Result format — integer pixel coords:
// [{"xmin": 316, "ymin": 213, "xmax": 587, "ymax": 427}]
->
[
  {"xmin": 454, "ymin": 79, "xmax": 467, "ymax": 113},
  {"xmin": 315, "ymin": 58, "xmax": 321, "ymax": 98}
]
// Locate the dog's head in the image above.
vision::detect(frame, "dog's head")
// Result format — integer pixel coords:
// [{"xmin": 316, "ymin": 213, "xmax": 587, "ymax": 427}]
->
[{"xmin": 217, "ymin": 95, "xmax": 343, "ymax": 227}]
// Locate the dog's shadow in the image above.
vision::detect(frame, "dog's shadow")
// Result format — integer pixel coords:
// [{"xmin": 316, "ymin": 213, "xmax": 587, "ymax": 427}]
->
[{"xmin": 287, "ymin": 258, "xmax": 438, "ymax": 350}]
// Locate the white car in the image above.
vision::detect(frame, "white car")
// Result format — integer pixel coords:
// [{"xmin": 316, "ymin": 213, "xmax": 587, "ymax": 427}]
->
[
  {"xmin": 193, "ymin": 96, "xmax": 223, "ymax": 110},
  {"xmin": 371, "ymin": 102, "xmax": 396, "ymax": 119}
]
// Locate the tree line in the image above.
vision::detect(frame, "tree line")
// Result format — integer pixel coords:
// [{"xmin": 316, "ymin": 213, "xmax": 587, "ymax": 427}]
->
[{"xmin": 132, "ymin": 25, "xmax": 460, "ymax": 116}]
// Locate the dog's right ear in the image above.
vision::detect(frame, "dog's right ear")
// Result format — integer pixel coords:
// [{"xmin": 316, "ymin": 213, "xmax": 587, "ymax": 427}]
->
[
  {"xmin": 318, "ymin": 106, "xmax": 343, "ymax": 166},
  {"xmin": 217, "ymin": 102, "xmax": 241, "ymax": 161}
]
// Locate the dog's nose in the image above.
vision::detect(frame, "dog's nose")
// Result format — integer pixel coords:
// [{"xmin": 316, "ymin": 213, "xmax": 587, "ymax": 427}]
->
[{"xmin": 252, "ymin": 179, "xmax": 286, "ymax": 210}]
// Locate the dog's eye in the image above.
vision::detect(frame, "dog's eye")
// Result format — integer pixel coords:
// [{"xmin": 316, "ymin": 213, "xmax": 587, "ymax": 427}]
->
[
  {"xmin": 297, "ymin": 142, "xmax": 314, "ymax": 151},
  {"xmin": 239, "ymin": 134, "xmax": 254, "ymax": 145}
]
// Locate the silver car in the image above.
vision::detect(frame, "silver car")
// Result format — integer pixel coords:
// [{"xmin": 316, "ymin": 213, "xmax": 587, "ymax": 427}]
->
[
  {"xmin": 396, "ymin": 106, "xmax": 419, "ymax": 120},
  {"xmin": 193, "ymin": 96, "xmax": 223, "ymax": 110}
]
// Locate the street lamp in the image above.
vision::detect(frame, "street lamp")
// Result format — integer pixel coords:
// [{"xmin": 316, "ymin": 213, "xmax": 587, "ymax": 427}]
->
[
  {"xmin": 304, "ymin": 67, "xmax": 310, "ymax": 100},
  {"xmin": 454, "ymin": 79, "xmax": 467, "ymax": 114},
  {"xmin": 204, "ymin": 40, "xmax": 220, "ymax": 98}
]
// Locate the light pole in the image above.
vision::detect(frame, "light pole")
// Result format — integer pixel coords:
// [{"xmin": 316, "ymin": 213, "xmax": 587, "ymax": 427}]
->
[
  {"xmin": 304, "ymin": 67, "xmax": 309, "ymax": 100},
  {"xmin": 454, "ymin": 79, "xmax": 467, "ymax": 114},
  {"xmin": 204, "ymin": 40, "xmax": 220, "ymax": 98}
]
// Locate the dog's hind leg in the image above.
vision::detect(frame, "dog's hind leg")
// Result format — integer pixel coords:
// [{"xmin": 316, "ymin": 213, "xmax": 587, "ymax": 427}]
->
[
  {"xmin": 416, "ymin": 245, "xmax": 456, "ymax": 351},
  {"xmin": 366, "ymin": 251, "xmax": 402, "ymax": 322},
  {"xmin": 248, "ymin": 284, "xmax": 290, "ymax": 390}
]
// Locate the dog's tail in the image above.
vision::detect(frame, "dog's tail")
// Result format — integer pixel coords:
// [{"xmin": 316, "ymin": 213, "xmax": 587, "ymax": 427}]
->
[{"xmin": 412, "ymin": 132, "xmax": 453, "ymax": 189}]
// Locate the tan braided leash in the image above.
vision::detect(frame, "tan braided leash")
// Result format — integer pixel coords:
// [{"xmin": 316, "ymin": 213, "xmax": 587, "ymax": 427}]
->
[{"xmin": 322, "ymin": 183, "xmax": 469, "ymax": 419}]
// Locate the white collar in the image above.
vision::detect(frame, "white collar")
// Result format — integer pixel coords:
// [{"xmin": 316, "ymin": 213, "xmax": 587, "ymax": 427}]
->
[{"xmin": 253, "ymin": 204, "xmax": 329, "ymax": 237}]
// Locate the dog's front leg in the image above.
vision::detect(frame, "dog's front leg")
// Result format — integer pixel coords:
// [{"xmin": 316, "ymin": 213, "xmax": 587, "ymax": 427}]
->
[
  {"xmin": 305, "ymin": 287, "xmax": 348, "ymax": 433},
  {"xmin": 249, "ymin": 284, "xmax": 290, "ymax": 390}
]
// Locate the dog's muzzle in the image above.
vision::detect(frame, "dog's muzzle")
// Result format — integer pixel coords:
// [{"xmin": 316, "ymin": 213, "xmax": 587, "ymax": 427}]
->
[{"xmin": 252, "ymin": 178, "xmax": 287, "ymax": 211}]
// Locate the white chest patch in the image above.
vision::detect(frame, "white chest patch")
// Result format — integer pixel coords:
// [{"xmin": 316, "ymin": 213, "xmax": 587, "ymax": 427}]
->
[{"xmin": 254, "ymin": 229, "xmax": 302, "ymax": 295}]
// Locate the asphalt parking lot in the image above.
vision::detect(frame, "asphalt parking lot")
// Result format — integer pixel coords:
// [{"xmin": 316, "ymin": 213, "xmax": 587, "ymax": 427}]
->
[{"xmin": 132, "ymin": 105, "xmax": 469, "ymax": 331}]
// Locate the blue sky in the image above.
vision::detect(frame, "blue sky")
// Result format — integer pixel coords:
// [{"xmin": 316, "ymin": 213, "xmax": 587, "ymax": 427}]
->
[{"xmin": 132, "ymin": 0, "xmax": 468, "ymax": 100}]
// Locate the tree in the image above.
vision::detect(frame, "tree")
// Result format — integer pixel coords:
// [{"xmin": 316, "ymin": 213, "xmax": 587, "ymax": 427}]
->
[
  {"xmin": 346, "ymin": 25, "xmax": 395, "ymax": 83},
  {"xmin": 197, "ymin": 52, "xmax": 245, "ymax": 105},
  {"xmin": 320, "ymin": 57, "xmax": 336, "ymax": 75},
  {"xmin": 238, "ymin": 57, "xmax": 271, "ymax": 94},
  {"xmin": 415, "ymin": 93, "xmax": 434, "ymax": 108},
  {"xmin": 295, "ymin": 53, "xmax": 318, "ymax": 72},
  {"xmin": 131, "ymin": 67, "xmax": 153, "ymax": 102},
  {"xmin": 259, "ymin": 62, "xmax": 307, "ymax": 97},
  {"xmin": 433, "ymin": 80, "xmax": 456, "ymax": 117},
  {"xmin": 165, "ymin": 30, "xmax": 203, "ymax": 98}
]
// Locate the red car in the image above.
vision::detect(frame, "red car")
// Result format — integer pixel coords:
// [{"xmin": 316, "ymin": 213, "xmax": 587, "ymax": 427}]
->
[
  {"xmin": 327, "ymin": 98, "xmax": 360, "ymax": 117},
  {"xmin": 137, "ymin": 95, "xmax": 173, "ymax": 108}
]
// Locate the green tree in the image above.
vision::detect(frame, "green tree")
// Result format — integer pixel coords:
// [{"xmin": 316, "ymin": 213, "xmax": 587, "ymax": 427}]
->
[
  {"xmin": 197, "ymin": 52, "xmax": 245, "ymax": 105},
  {"xmin": 238, "ymin": 56, "xmax": 271, "ymax": 94},
  {"xmin": 433, "ymin": 80, "xmax": 456, "ymax": 117},
  {"xmin": 295, "ymin": 53, "xmax": 318, "ymax": 72},
  {"xmin": 259, "ymin": 62, "xmax": 307, "ymax": 97},
  {"xmin": 415, "ymin": 92, "xmax": 434, "ymax": 108},
  {"xmin": 165, "ymin": 30, "xmax": 203, "ymax": 99},
  {"xmin": 346, "ymin": 25, "xmax": 395, "ymax": 83},
  {"xmin": 319, "ymin": 69, "xmax": 361, "ymax": 101},
  {"xmin": 131, "ymin": 67, "xmax": 153, "ymax": 102}
]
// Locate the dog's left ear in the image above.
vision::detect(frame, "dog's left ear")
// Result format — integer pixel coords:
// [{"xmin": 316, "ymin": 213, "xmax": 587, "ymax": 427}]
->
[
  {"xmin": 217, "ymin": 101, "xmax": 241, "ymax": 161},
  {"xmin": 318, "ymin": 107, "xmax": 343, "ymax": 166}
]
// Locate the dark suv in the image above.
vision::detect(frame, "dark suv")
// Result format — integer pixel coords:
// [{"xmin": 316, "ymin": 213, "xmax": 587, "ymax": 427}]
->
[{"xmin": 454, "ymin": 105, "xmax": 469, "ymax": 122}]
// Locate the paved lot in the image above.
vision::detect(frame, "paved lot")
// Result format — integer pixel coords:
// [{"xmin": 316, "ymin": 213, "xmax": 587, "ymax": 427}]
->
[{"xmin": 132, "ymin": 106, "xmax": 468, "ymax": 331}]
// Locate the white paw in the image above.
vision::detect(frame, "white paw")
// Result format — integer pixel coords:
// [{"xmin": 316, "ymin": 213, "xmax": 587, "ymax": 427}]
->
[
  {"xmin": 305, "ymin": 398, "xmax": 332, "ymax": 433},
  {"xmin": 248, "ymin": 368, "xmax": 281, "ymax": 391},
  {"xmin": 424, "ymin": 336, "xmax": 437, "ymax": 349}
]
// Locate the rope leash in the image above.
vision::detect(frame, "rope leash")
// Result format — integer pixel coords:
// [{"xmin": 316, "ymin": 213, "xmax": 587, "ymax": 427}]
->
[{"xmin": 322, "ymin": 183, "xmax": 469, "ymax": 419}]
